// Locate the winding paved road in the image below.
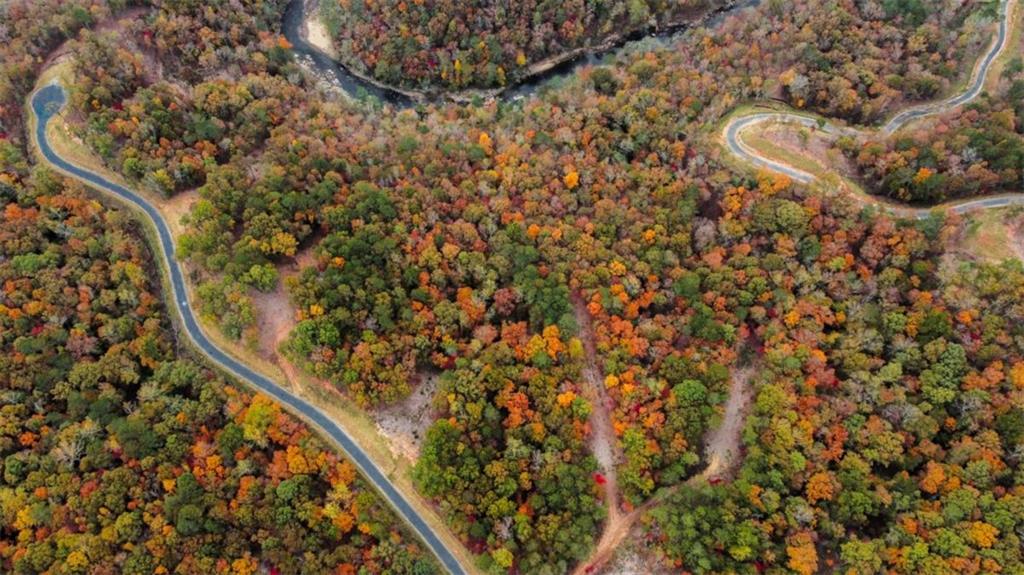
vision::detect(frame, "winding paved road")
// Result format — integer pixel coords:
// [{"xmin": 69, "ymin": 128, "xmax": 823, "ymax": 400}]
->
[
  {"xmin": 30, "ymin": 84, "xmax": 468, "ymax": 575},
  {"xmin": 723, "ymin": 0, "xmax": 1020, "ymax": 219}
]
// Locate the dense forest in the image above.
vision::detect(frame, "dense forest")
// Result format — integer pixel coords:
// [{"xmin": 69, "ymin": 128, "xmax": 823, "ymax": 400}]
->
[
  {"xmin": 0, "ymin": 146, "xmax": 436, "ymax": 573},
  {"xmin": 0, "ymin": 0, "xmax": 288, "ymax": 144},
  {"xmin": 637, "ymin": 184, "xmax": 1024, "ymax": 573},
  {"xmin": 412, "ymin": 337, "xmax": 604, "ymax": 571},
  {"xmin": 58, "ymin": 0, "xmax": 1016, "ymax": 570},
  {"xmin": 4, "ymin": 0, "xmax": 1024, "ymax": 572}
]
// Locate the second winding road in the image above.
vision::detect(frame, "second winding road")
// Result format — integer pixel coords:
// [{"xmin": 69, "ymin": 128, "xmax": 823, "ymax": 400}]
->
[{"xmin": 723, "ymin": 0, "xmax": 1020, "ymax": 219}]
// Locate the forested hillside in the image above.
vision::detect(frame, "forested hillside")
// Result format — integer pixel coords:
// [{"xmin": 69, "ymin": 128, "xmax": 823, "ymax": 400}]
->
[
  {"xmin": 0, "ymin": 0, "xmax": 288, "ymax": 142},
  {"xmin": 848, "ymin": 57, "xmax": 1024, "ymax": 203},
  {"xmin": 4, "ymin": 0, "xmax": 1024, "ymax": 572},
  {"xmin": 0, "ymin": 146, "xmax": 436, "ymax": 573},
  {"xmin": 0, "ymin": 0, "xmax": 111, "ymax": 142}
]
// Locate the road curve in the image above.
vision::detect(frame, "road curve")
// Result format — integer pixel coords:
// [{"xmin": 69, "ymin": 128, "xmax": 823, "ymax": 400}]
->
[
  {"xmin": 723, "ymin": 0, "xmax": 1019, "ymax": 219},
  {"xmin": 30, "ymin": 83, "xmax": 468, "ymax": 575},
  {"xmin": 882, "ymin": 0, "xmax": 1012, "ymax": 136}
]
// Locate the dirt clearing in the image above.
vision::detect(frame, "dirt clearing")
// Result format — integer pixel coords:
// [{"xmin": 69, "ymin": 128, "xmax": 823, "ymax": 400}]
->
[{"xmin": 373, "ymin": 371, "xmax": 441, "ymax": 462}]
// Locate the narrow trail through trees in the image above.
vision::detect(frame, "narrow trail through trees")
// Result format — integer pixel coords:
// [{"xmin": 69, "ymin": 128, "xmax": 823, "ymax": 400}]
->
[
  {"xmin": 576, "ymin": 359, "xmax": 758, "ymax": 574},
  {"xmin": 571, "ymin": 294, "xmax": 626, "ymax": 574},
  {"xmin": 702, "ymin": 364, "xmax": 755, "ymax": 479}
]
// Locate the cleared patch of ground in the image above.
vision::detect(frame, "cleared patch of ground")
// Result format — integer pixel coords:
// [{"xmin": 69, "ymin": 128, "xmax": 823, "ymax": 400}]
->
[
  {"xmin": 162, "ymin": 188, "xmax": 198, "ymax": 238},
  {"xmin": 757, "ymin": 123, "xmax": 858, "ymax": 181},
  {"xmin": 373, "ymin": 371, "xmax": 441, "ymax": 462},
  {"xmin": 244, "ymin": 244, "xmax": 321, "ymax": 395},
  {"xmin": 602, "ymin": 546, "xmax": 670, "ymax": 575},
  {"xmin": 1012, "ymin": 218, "xmax": 1024, "ymax": 261},
  {"xmin": 249, "ymin": 279, "xmax": 296, "ymax": 362},
  {"xmin": 957, "ymin": 209, "xmax": 1024, "ymax": 263},
  {"xmin": 252, "ymin": 245, "xmax": 315, "ymax": 352}
]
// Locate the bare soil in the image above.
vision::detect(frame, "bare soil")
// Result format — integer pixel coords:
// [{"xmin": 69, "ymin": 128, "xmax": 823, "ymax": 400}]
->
[
  {"xmin": 373, "ymin": 371, "xmax": 440, "ymax": 462},
  {"xmin": 602, "ymin": 546, "xmax": 671, "ymax": 575},
  {"xmin": 162, "ymin": 188, "xmax": 198, "ymax": 238},
  {"xmin": 570, "ymin": 293, "xmax": 628, "ymax": 575},
  {"xmin": 249, "ymin": 279, "xmax": 296, "ymax": 362},
  {"xmin": 249, "ymin": 245, "xmax": 316, "ymax": 388},
  {"xmin": 1008, "ymin": 217, "xmax": 1024, "ymax": 262},
  {"xmin": 701, "ymin": 365, "xmax": 755, "ymax": 479}
]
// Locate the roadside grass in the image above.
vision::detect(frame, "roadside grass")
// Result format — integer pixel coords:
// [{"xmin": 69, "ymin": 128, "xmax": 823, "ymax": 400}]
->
[
  {"xmin": 742, "ymin": 129, "xmax": 835, "ymax": 180},
  {"xmin": 715, "ymin": 115, "xmax": 874, "ymax": 204},
  {"xmin": 987, "ymin": 0, "xmax": 1024, "ymax": 86},
  {"xmin": 960, "ymin": 209, "xmax": 1024, "ymax": 263}
]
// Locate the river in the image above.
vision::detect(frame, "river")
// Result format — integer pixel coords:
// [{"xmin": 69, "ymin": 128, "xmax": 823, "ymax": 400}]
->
[{"xmin": 281, "ymin": 0, "xmax": 761, "ymax": 108}]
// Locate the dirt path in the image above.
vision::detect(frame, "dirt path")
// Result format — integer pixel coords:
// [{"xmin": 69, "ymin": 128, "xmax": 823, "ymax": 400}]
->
[
  {"xmin": 700, "ymin": 365, "xmax": 755, "ymax": 479},
  {"xmin": 571, "ymin": 294, "xmax": 626, "ymax": 569},
  {"xmin": 575, "ymin": 359, "xmax": 757, "ymax": 574},
  {"xmin": 1012, "ymin": 220, "xmax": 1024, "ymax": 262}
]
